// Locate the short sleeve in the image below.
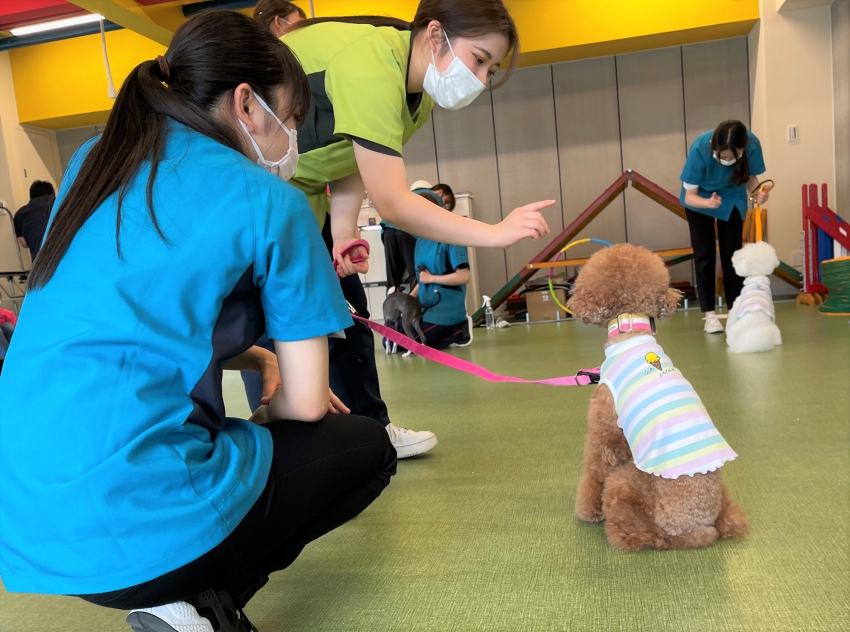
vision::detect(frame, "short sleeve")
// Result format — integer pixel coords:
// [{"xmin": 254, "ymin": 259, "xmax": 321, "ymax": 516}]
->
[
  {"xmin": 680, "ymin": 139, "xmax": 707, "ymax": 185},
  {"xmin": 252, "ymin": 182, "xmax": 352, "ymax": 341},
  {"xmin": 325, "ymin": 33, "xmax": 406, "ymax": 154},
  {"xmin": 449, "ymin": 245, "xmax": 469, "ymax": 271},
  {"xmin": 746, "ymin": 132, "xmax": 766, "ymax": 176},
  {"xmin": 13, "ymin": 210, "xmax": 24, "ymax": 237}
]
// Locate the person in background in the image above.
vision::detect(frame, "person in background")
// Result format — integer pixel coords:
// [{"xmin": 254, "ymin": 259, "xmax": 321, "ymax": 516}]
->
[
  {"xmin": 386, "ymin": 191, "xmax": 473, "ymax": 351},
  {"xmin": 680, "ymin": 120, "xmax": 768, "ymax": 334},
  {"xmin": 14, "ymin": 180, "xmax": 55, "ymax": 262},
  {"xmin": 382, "ymin": 180, "xmax": 456, "ymax": 294},
  {"xmin": 253, "ymin": 0, "xmax": 305, "ymax": 37}
]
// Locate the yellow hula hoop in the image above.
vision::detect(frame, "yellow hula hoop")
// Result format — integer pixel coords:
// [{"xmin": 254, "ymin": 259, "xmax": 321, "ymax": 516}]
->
[{"xmin": 547, "ymin": 238, "xmax": 613, "ymax": 314}]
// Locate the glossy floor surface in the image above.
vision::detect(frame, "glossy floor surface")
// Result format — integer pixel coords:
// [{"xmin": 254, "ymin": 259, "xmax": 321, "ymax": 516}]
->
[{"xmin": 2, "ymin": 304, "xmax": 848, "ymax": 631}]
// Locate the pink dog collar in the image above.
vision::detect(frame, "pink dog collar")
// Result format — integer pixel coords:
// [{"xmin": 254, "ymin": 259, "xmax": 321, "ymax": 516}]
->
[{"xmin": 607, "ymin": 314, "xmax": 655, "ymax": 338}]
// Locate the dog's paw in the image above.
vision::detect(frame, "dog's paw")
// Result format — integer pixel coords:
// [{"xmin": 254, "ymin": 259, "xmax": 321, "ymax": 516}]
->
[
  {"xmin": 402, "ymin": 350, "xmax": 413, "ymax": 358},
  {"xmin": 575, "ymin": 507, "xmax": 605, "ymax": 523}
]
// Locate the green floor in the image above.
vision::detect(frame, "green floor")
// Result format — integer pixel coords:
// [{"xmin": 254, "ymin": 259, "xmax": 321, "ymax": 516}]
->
[{"xmin": 2, "ymin": 304, "xmax": 848, "ymax": 631}]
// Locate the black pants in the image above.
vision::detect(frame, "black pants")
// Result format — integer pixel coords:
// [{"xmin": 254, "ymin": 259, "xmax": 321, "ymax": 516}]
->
[
  {"xmin": 78, "ymin": 414, "xmax": 396, "ymax": 610},
  {"xmin": 382, "ymin": 226, "xmax": 417, "ymax": 290},
  {"xmin": 386, "ymin": 320, "xmax": 465, "ymax": 351},
  {"xmin": 685, "ymin": 208, "xmax": 744, "ymax": 312},
  {"xmin": 241, "ymin": 218, "xmax": 392, "ymax": 427}
]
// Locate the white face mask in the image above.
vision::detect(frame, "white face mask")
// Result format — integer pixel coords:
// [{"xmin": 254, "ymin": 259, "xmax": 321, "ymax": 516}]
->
[
  {"xmin": 713, "ymin": 150, "xmax": 740, "ymax": 167},
  {"xmin": 239, "ymin": 91, "xmax": 298, "ymax": 181},
  {"xmin": 422, "ymin": 33, "xmax": 487, "ymax": 110}
]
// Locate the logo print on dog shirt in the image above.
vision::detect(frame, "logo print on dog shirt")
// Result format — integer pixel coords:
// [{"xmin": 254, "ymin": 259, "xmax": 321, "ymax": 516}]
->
[{"xmin": 645, "ymin": 352, "xmax": 662, "ymax": 372}]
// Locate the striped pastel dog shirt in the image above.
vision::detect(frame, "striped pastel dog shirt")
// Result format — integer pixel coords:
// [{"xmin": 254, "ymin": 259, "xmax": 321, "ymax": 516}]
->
[{"xmin": 600, "ymin": 335, "xmax": 737, "ymax": 479}]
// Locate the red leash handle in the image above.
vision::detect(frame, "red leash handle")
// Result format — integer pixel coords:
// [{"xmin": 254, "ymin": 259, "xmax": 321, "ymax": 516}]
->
[{"xmin": 334, "ymin": 239, "xmax": 370, "ymax": 276}]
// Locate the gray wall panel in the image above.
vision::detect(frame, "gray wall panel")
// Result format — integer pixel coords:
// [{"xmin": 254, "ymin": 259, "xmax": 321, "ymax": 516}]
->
[
  {"xmin": 431, "ymin": 95, "xmax": 507, "ymax": 298},
  {"xmin": 401, "ymin": 116, "xmax": 439, "ymax": 188},
  {"xmin": 683, "ymin": 38, "xmax": 751, "ymax": 150},
  {"xmin": 552, "ymin": 57, "xmax": 626, "ymax": 263},
  {"xmin": 617, "ymin": 48, "xmax": 692, "ymax": 281},
  {"xmin": 492, "ymin": 65, "xmax": 564, "ymax": 278}
]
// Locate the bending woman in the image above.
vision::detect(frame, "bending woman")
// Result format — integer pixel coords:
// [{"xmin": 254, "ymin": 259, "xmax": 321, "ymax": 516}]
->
[
  {"xmin": 0, "ymin": 12, "xmax": 395, "ymax": 632},
  {"xmin": 262, "ymin": 0, "xmax": 552, "ymax": 458},
  {"xmin": 680, "ymin": 120, "xmax": 768, "ymax": 333}
]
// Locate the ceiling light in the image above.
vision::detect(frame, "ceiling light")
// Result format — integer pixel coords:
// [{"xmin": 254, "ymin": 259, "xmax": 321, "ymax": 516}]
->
[{"xmin": 11, "ymin": 14, "xmax": 104, "ymax": 37}]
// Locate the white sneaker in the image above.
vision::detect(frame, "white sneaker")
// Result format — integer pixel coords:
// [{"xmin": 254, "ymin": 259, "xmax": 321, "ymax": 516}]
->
[
  {"xmin": 386, "ymin": 422, "xmax": 437, "ymax": 459},
  {"xmin": 704, "ymin": 313, "xmax": 725, "ymax": 334},
  {"xmin": 127, "ymin": 602, "xmax": 214, "ymax": 632}
]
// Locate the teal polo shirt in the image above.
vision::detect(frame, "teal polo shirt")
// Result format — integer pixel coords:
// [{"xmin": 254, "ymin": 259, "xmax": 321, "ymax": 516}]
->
[
  {"xmin": 415, "ymin": 238, "xmax": 469, "ymax": 326},
  {"xmin": 679, "ymin": 130, "xmax": 766, "ymax": 221},
  {"xmin": 0, "ymin": 122, "xmax": 351, "ymax": 595}
]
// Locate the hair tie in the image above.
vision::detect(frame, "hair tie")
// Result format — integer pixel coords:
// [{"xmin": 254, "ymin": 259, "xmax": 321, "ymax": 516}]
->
[{"xmin": 156, "ymin": 55, "xmax": 171, "ymax": 82}]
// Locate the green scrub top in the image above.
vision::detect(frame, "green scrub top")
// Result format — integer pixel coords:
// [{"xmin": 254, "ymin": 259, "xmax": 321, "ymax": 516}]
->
[{"xmin": 284, "ymin": 22, "xmax": 435, "ymax": 226}]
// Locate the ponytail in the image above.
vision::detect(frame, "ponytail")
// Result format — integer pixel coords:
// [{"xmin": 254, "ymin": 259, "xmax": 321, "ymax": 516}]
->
[
  {"xmin": 711, "ymin": 120, "xmax": 751, "ymax": 187},
  {"xmin": 290, "ymin": 0, "xmax": 520, "ymax": 87},
  {"xmin": 30, "ymin": 11, "xmax": 310, "ymax": 290}
]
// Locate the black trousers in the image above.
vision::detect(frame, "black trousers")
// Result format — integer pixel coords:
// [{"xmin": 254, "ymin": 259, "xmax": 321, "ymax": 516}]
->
[
  {"xmin": 685, "ymin": 208, "xmax": 744, "ymax": 312},
  {"xmin": 78, "ymin": 414, "xmax": 396, "ymax": 610},
  {"xmin": 322, "ymin": 217, "xmax": 392, "ymax": 427},
  {"xmin": 382, "ymin": 226, "xmax": 417, "ymax": 290}
]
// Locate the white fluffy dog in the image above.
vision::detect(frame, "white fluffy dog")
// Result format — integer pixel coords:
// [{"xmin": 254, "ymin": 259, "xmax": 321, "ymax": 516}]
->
[{"xmin": 726, "ymin": 241, "xmax": 782, "ymax": 353}]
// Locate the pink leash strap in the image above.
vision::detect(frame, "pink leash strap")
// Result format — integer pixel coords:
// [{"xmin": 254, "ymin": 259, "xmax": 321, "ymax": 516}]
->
[{"xmin": 353, "ymin": 315, "xmax": 599, "ymax": 387}]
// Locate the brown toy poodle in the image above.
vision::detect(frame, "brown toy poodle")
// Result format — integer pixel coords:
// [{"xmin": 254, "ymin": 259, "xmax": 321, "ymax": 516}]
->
[{"xmin": 567, "ymin": 244, "xmax": 749, "ymax": 551}]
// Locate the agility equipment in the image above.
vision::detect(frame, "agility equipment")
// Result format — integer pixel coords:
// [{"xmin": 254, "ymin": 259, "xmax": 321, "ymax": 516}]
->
[
  {"xmin": 798, "ymin": 184, "xmax": 850, "ymax": 306},
  {"xmin": 472, "ymin": 171, "xmax": 801, "ymax": 324},
  {"xmin": 818, "ymin": 257, "xmax": 850, "ymax": 316}
]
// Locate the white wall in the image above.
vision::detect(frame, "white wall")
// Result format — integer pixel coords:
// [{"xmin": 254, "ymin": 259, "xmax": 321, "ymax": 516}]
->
[
  {"xmin": 0, "ymin": 51, "xmax": 63, "ymax": 274},
  {"xmin": 833, "ymin": 0, "xmax": 850, "ymax": 217},
  {"xmin": 748, "ymin": 1, "xmax": 837, "ymax": 264}
]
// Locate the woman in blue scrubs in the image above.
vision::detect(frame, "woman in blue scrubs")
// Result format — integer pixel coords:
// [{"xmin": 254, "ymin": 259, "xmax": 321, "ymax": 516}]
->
[
  {"xmin": 680, "ymin": 120, "xmax": 769, "ymax": 333},
  {"xmin": 0, "ymin": 12, "xmax": 395, "ymax": 632}
]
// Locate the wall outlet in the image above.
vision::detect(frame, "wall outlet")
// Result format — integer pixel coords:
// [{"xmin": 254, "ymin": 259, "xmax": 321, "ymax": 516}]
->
[
  {"xmin": 788, "ymin": 125, "xmax": 798, "ymax": 142},
  {"xmin": 791, "ymin": 249, "xmax": 804, "ymax": 270}
]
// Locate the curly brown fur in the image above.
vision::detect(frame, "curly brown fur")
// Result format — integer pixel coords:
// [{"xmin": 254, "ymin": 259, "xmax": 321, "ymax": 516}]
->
[{"xmin": 569, "ymin": 244, "xmax": 748, "ymax": 551}]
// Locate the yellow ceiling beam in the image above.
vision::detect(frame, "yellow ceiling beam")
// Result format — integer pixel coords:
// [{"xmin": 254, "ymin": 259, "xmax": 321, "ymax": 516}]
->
[{"xmin": 68, "ymin": 0, "xmax": 173, "ymax": 45}]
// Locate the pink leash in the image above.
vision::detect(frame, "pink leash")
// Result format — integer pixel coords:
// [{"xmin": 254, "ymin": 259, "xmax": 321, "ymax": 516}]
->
[
  {"xmin": 337, "ymin": 240, "xmax": 599, "ymax": 386},
  {"xmin": 355, "ymin": 314, "xmax": 599, "ymax": 387}
]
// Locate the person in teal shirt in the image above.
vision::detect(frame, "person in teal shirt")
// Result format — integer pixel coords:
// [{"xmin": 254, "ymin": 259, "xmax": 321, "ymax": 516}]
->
[
  {"xmin": 0, "ymin": 13, "xmax": 395, "ymax": 632},
  {"xmin": 679, "ymin": 120, "xmax": 769, "ymax": 334},
  {"xmin": 385, "ymin": 192, "xmax": 473, "ymax": 351}
]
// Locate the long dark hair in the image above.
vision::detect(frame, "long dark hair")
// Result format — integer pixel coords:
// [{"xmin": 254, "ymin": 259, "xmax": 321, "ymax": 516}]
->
[
  {"xmin": 289, "ymin": 0, "xmax": 520, "ymax": 87},
  {"xmin": 253, "ymin": 0, "xmax": 307, "ymax": 31},
  {"xmin": 30, "ymin": 11, "xmax": 311, "ymax": 290},
  {"xmin": 711, "ymin": 120, "xmax": 751, "ymax": 187}
]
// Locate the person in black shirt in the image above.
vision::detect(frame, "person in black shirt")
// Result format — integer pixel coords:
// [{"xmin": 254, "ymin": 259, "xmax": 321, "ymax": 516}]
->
[{"xmin": 14, "ymin": 180, "xmax": 55, "ymax": 263}]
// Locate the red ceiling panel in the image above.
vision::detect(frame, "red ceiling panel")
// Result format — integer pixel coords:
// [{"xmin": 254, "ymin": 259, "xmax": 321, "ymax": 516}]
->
[{"xmin": 0, "ymin": 1, "xmax": 86, "ymax": 31}]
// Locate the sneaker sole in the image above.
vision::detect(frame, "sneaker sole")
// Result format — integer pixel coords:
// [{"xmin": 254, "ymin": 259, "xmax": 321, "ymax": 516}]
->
[
  {"xmin": 395, "ymin": 435, "xmax": 438, "ymax": 459},
  {"xmin": 126, "ymin": 612, "xmax": 213, "ymax": 632}
]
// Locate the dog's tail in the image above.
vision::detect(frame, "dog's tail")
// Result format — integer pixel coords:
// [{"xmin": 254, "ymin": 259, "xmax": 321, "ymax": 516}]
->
[
  {"xmin": 715, "ymin": 485, "xmax": 749, "ymax": 540},
  {"xmin": 727, "ymin": 322, "xmax": 779, "ymax": 354}
]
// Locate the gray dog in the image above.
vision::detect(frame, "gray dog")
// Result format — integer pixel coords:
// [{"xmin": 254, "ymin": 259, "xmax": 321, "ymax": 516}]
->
[{"xmin": 382, "ymin": 292, "xmax": 427, "ymax": 357}]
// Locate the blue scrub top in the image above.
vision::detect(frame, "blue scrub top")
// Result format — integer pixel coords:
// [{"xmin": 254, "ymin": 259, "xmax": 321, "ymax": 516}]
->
[
  {"xmin": 0, "ymin": 122, "xmax": 351, "ymax": 595},
  {"xmin": 415, "ymin": 238, "xmax": 469, "ymax": 326},
  {"xmin": 679, "ymin": 130, "xmax": 766, "ymax": 221}
]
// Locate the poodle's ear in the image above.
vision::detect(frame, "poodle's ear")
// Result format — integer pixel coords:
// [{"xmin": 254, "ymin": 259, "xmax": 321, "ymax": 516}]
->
[
  {"xmin": 567, "ymin": 286, "xmax": 607, "ymax": 325},
  {"xmin": 657, "ymin": 287, "xmax": 682, "ymax": 320}
]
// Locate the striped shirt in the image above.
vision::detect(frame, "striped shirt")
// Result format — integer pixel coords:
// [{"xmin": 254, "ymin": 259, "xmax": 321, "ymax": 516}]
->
[
  {"xmin": 600, "ymin": 335, "xmax": 737, "ymax": 479},
  {"xmin": 734, "ymin": 276, "xmax": 775, "ymax": 321}
]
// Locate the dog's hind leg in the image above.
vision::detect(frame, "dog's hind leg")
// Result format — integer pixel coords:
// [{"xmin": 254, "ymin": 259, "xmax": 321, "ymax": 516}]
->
[
  {"xmin": 602, "ymin": 467, "xmax": 669, "ymax": 552},
  {"xmin": 715, "ymin": 484, "xmax": 749, "ymax": 540},
  {"xmin": 413, "ymin": 318, "xmax": 427, "ymax": 344},
  {"xmin": 667, "ymin": 526, "xmax": 719, "ymax": 549}
]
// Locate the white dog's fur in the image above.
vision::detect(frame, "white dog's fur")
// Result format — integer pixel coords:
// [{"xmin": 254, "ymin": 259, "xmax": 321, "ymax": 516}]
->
[{"xmin": 726, "ymin": 241, "xmax": 782, "ymax": 353}]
